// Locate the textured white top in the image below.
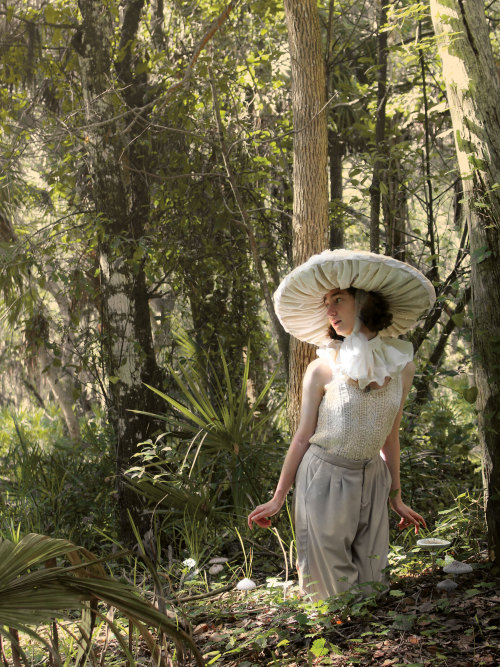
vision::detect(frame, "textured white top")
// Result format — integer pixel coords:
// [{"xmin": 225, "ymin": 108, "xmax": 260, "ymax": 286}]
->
[{"xmin": 309, "ymin": 370, "xmax": 403, "ymax": 460}]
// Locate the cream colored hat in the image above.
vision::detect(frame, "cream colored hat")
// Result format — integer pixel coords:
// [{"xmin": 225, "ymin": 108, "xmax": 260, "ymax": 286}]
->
[{"xmin": 273, "ymin": 249, "xmax": 436, "ymax": 346}]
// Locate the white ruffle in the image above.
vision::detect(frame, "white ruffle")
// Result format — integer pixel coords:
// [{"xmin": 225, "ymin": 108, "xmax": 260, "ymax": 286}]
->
[{"xmin": 317, "ymin": 334, "xmax": 413, "ymax": 390}]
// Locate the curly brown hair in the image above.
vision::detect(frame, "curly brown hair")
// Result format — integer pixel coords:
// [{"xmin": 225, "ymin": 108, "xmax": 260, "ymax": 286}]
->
[{"xmin": 327, "ymin": 288, "xmax": 393, "ymax": 341}]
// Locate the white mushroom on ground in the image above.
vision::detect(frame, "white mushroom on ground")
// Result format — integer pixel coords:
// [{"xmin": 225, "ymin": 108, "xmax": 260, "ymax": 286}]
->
[
  {"xmin": 209, "ymin": 557, "xmax": 229, "ymax": 564},
  {"xmin": 416, "ymin": 538, "xmax": 452, "ymax": 550},
  {"xmin": 443, "ymin": 561, "xmax": 473, "ymax": 576},
  {"xmin": 416, "ymin": 537, "xmax": 452, "ymax": 573},
  {"xmin": 208, "ymin": 563, "xmax": 224, "ymax": 575},
  {"xmin": 436, "ymin": 578, "xmax": 458, "ymax": 592},
  {"xmin": 236, "ymin": 577, "xmax": 256, "ymax": 591},
  {"xmin": 436, "ymin": 560, "xmax": 473, "ymax": 592}
]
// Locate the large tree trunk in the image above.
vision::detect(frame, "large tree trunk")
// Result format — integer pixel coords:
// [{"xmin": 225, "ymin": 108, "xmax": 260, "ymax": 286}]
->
[
  {"xmin": 76, "ymin": 0, "xmax": 162, "ymax": 542},
  {"xmin": 283, "ymin": 0, "xmax": 329, "ymax": 431},
  {"xmin": 430, "ymin": 0, "xmax": 500, "ymax": 568}
]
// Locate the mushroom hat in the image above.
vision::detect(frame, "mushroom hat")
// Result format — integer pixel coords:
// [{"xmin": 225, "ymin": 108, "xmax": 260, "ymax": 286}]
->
[{"xmin": 273, "ymin": 249, "xmax": 436, "ymax": 347}]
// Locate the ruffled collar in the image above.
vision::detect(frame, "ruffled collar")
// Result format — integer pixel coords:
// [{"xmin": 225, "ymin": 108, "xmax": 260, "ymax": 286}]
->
[{"xmin": 317, "ymin": 333, "xmax": 413, "ymax": 390}]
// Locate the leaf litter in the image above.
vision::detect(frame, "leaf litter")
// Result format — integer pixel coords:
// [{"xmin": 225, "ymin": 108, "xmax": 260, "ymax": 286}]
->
[{"xmin": 179, "ymin": 554, "xmax": 500, "ymax": 666}]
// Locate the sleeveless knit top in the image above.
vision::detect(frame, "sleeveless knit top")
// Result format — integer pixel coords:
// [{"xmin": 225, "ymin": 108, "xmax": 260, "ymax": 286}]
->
[{"xmin": 309, "ymin": 370, "xmax": 403, "ymax": 460}]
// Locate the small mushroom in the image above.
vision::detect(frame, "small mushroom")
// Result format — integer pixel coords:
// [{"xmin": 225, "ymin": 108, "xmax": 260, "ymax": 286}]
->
[
  {"xmin": 209, "ymin": 563, "xmax": 224, "ymax": 575},
  {"xmin": 436, "ymin": 579, "xmax": 458, "ymax": 592},
  {"xmin": 209, "ymin": 557, "xmax": 229, "ymax": 564},
  {"xmin": 236, "ymin": 577, "xmax": 256, "ymax": 591},
  {"xmin": 416, "ymin": 538, "xmax": 452, "ymax": 573},
  {"xmin": 442, "ymin": 561, "xmax": 473, "ymax": 576},
  {"xmin": 416, "ymin": 538, "xmax": 452, "ymax": 550}
]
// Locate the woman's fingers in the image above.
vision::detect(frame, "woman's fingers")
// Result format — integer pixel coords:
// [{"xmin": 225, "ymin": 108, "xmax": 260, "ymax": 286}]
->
[
  {"xmin": 396, "ymin": 506, "xmax": 427, "ymax": 533},
  {"xmin": 248, "ymin": 501, "xmax": 280, "ymax": 529},
  {"xmin": 248, "ymin": 505, "xmax": 269, "ymax": 529}
]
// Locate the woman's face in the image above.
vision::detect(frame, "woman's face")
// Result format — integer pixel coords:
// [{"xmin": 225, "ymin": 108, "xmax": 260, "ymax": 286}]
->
[{"xmin": 324, "ymin": 289, "xmax": 356, "ymax": 337}]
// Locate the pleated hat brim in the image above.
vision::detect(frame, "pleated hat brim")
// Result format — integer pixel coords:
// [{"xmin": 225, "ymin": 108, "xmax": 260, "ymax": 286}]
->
[{"xmin": 273, "ymin": 249, "xmax": 436, "ymax": 346}]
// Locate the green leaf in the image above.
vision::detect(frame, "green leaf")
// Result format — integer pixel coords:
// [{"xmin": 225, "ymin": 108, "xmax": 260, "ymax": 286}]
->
[
  {"xmin": 389, "ymin": 589, "xmax": 405, "ymax": 597},
  {"xmin": 310, "ymin": 638, "xmax": 328, "ymax": 657}
]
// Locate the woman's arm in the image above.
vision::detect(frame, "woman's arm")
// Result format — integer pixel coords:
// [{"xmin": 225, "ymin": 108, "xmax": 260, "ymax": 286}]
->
[
  {"xmin": 381, "ymin": 361, "xmax": 427, "ymax": 533},
  {"xmin": 247, "ymin": 358, "xmax": 329, "ymax": 529}
]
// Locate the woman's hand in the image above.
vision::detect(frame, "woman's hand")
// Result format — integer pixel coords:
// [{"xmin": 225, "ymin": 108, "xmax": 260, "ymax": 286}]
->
[
  {"xmin": 390, "ymin": 498, "xmax": 426, "ymax": 534},
  {"xmin": 247, "ymin": 496, "xmax": 284, "ymax": 529}
]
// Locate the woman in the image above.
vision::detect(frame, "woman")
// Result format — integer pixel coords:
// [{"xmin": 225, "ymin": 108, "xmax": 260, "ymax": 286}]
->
[{"xmin": 248, "ymin": 249, "xmax": 435, "ymax": 600}]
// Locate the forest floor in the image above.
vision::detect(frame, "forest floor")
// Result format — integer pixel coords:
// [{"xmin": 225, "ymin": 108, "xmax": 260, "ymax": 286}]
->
[{"xmin": 181, "ymin": 552, "xmax": 500, "ymax": 667}]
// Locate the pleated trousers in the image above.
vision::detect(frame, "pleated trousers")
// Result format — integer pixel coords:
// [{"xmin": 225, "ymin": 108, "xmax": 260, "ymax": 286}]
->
[{"xmin": 294, "ymin": 444, "xmax": 392, "ymax": 601}]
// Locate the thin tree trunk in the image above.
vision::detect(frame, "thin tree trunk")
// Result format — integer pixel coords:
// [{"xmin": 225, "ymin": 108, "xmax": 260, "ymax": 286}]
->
[
  {"xmin": 382, "ymin": 126, "xmax": 409, "ymax": 261},
  {"xmin": 410, "ymin": 287, "xmax": 471, "ymax": 410},
  {"xmin": 329, "ymin": 130, "xmax": 345, "ymax": 249},
  {"xmin": 418, "ymin": 22, "xmax": 438, "ymax": 280},
  {"xmin": 283, "ymin": 0, "xmax": 329, "ymax": 431},
  {"xmin": 369, "ymin": 2, "xmax": 388, "ymax": 255},
  {"xmin": 431, "ymin": 0, "xmax": 500, "ymax": 568}
]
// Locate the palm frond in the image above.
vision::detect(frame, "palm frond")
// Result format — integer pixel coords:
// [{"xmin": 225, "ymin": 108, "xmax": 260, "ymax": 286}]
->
[{"xmin": 0, "ymin": 533, "xmax": 204, "ymax": 665}]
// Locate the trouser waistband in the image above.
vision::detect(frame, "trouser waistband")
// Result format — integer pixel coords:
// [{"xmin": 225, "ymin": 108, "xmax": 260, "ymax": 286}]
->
[{"xmin": 307, "ymin": 444, "xmax": 377, "ymax": 469}]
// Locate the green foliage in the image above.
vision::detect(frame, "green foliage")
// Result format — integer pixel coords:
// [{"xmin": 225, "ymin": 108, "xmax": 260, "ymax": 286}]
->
[
  {"xmin": 127, "ymin": 335, "xmax": 285, "ymax": 536},
  {"xmin": 0, "ymin": 408, "xmax": 114, "ymax": 548},
  {"xmin": 399, "ymin": 388, "xmax": 481, "ymax": 523}
]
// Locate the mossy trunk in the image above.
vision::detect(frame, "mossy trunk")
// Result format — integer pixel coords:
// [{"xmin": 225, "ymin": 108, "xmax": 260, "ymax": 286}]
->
[{"xmin": 431, "ymin": 0, "xmax": 500, "ymax": 567}]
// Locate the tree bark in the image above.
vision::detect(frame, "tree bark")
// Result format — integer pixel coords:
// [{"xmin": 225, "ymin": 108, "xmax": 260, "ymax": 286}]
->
[
  {"xmin": 369, "ymin": 2, "xmax": 388, "ymax": 255},
  {"xmin": 431, "ymin": 0, "xmax": 500, "ymax": 567},
  {"xmin": 76, "ymin": 0, "xmax": 162, "ymax": 542},
  {"xmin": 283, "ymin": 0, "xmax": 329, "ymax": 432},
  {"xmin": 329, "ymin": 130, "xmax": 345, "ymax": 249},
  {"xmin": 382, "ymin": 125, "xmax": 409, "ymax": 262}
]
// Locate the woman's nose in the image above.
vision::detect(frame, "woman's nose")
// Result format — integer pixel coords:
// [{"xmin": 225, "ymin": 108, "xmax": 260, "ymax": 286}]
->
[{"xmin": 327, "ymin": 304, "xmax": 336, "ymax": 315}]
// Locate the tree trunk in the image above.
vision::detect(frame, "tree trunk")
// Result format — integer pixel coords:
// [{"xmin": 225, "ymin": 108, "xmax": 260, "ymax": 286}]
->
[
  {"xmin": 76, "ymin": 0, "xmax": 162, "ymax": 542},
  {"xmin": 283, "ymin": 0, "xmax": 329, "ymax": 432},
  {"xmin": 39, "ymin": 349, "xmax": 80, "ymax": 442},
  {"xmin": 329, "ymin": 130, "xmax": 345, "ymax": 249},
  {"xmin": 431, "ymin": 0, "xmax": 500, "ymax": 567},
  {"xmin": 369, "ymin": 2, "xmax": 388, "ymax": 255},
  {"xmin": 382, "ymin": 126, "xmax": 409, "ymax": 262}
]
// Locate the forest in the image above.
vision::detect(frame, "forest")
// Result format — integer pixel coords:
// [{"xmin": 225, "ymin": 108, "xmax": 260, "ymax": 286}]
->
[{"xmin": 0, "ymin": 0, "xmax": 499, "ymax": 664}]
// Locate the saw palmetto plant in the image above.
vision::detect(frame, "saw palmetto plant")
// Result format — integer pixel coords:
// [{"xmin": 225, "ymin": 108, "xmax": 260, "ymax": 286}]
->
[
  {"xmin": 0, "ymin": 532, "xmax": 203, "ymax": 666},
  {"xmin": 128, "ymin": 335, "xmax": 283, "ymax": 523}
]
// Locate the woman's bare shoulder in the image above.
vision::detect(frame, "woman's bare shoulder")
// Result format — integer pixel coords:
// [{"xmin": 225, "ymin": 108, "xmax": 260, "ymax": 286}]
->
[
  {"xmin": 402, "ymin": 360, "xmax": 416, "ymax": 379},
  {"xmin": 304, "ymin": 356, "xmax": 334, "ymax": 385},
  {"xmin": 401, "ymin": 360, "xmax": 416, "ymax": 395}
]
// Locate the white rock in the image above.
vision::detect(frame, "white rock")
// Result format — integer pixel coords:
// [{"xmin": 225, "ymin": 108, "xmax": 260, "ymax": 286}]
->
[{"xmin": 236, "ymin": 577, "xmax": 256, "ymax": 591}]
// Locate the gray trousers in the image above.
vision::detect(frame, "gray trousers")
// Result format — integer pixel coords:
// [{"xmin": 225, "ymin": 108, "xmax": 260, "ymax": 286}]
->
[{"xmin": 294, "ymin": 444, "xmax": 392, "ymax": 601}]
